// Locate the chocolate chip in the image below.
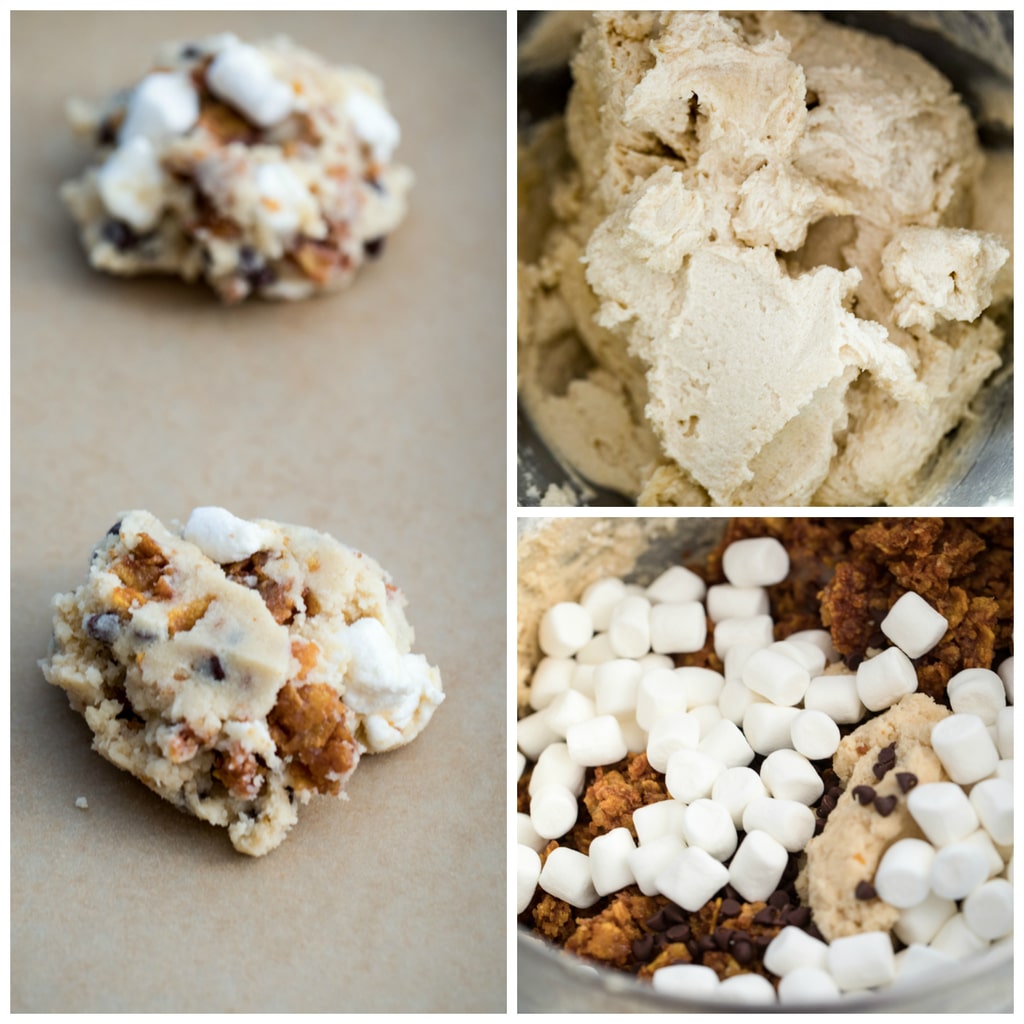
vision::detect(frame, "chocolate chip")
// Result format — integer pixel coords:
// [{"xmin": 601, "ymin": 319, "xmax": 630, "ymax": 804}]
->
[
  {"xmin": 85, "ymin": 612, "xmax": 121, "ymax": 644},
  {"xmin": 819, "ymin": 792, "xmax": 837, "ymax": 815},
  {"xmin": 785, "ymin": 906, "xmax": 811, "ymax": 928},
  {"xmin": 208, "ymin": 655, "xmax": 226, "ymax": 681},
  {"xmin": 363, "ymin": 236, "xmax": 386, "ymax": 259},
  {"xmin": 720, "ymin": 898, "xmax": 742, "ymax": 918},
  {"xmin": 855, "ymin": 880, "xmax": 877, "ymax": 900},
  {"xmin": 106, "ymin": 520, "xmax": 123, "ymax": 537},
  {"xmin": 874, "ymin": 795, "xmax": 898, "ymax": 817},
  {"xmin": 896, "ymin": 772, "xmax": 919, "ymax": 793},
  {"xmin": 97, "ymin": 119, "xmax": 118, "ymax": 146},
  {"xmin": 732, "ymin": 938, "xmax": 754, "ymax": 965},
  {"xmin": 632, "ymin": 934, "xmax": 654, "ymax": 961},
  {"xmin": 366, "ymin": 177, "xmax": 385, "ymax": 194},
  {"xmin": 663, "ymin": 904, "xmax": 688, "ymax": 927},
  {"xmin": 852, "ymin": 784, "xmax": 876, "ymax": 805},
  {"xmin": 102, "ymin": 220, "xmax": 141, "ymax": 251},
  {"xmin": 645, "ymin": 909, "xmax": 670, "ymax": 932},
  {"xmin": 180, "ymin": 43, "xmax": 202, "ymax": 59},
  {"xmin": 872, "ymin": 761, "xmax": 891, "ymax": 780},
  {"xmin": 768, "ymin": 889, "xmax": 789, "ymax": 909},
  {"xmin": 665, "ymin": 924, "xmax": 690, "ymax": 943},
  {"xmin": 878, "ymin": 743, "xmax": 897, "ymax": 764},
  {"xmin": 697, "ymin": 934, "xmax": 716, "ymax": 953},
  {"xmin": 753, "ymin": 907, "xmax": 777, "ymax": 926}
]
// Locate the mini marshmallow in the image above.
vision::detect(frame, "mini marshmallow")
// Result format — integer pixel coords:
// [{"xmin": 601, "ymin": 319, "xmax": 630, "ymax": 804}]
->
[
  {"xmin": 574, "ymin": 633, "xmax": 615, "ymax": 666},
  {"xmin": 929, "ymin": 913, "xmax": 989, "ymax": 959},
  {"xmin": 645, "ymin": 564, "xmax": 707, "ymax": 604},
  {"xmin": 995, "ymin": 706, "xmax": 1012, "ymax": 760},
  {"xmin": 119, "ymin": 71, "xmax": 200, "ymax": 144},
  {"xmin": 959, "ymin": 827, "xmax": 1006, "ymax": 880},
  {"xmin": 652, "ymin": 963, "xmax": 719, "ymax": 999},
  {"xmin": 579, "ymin": 576, "xmax": 627, "ymax": 631},
  {"xmin": 827, "ymin": 931, "xmax": 896, "ymax": 992},
  {"xmin": 537, "ymin": 846, "xmax": 600, "ymax": 908},
  {"xmin": 681, "ymin": 798, "xmax": 738, "ymax": 861},
  {"xmin": 962, "ymin": 878, "xmax": 1014, "ymax": 940},
  {"xmin": 633, "ymin": 799, "xmax": 686, "ymax": 845},
  {"xmin": 635, "ymin": 668, "xmax": 688, "ymax": 730},
  {"xmin": 713, "ymin": 615, "xmax": 775, "ymax": 659},
  {"xmin": 931, "ymin": 713, "xmax": 1000, "ymax": 785},
  {"xmin": 665, "ymin": 748, "xmax": 726, "ymax": 803},
  {"xmin": 608, "ymin": 595, "xmax": 651, "ymax": 659},
  {"xmin": 638, "ymin": 653, "xmax": 675, "ymax": 672},
  {"xmin": 770, "ymin": 638, "xmax": 827, "ymax": 676},
  {"xmin": 691, "ymin": 703, "xmax": 723, "ymax": 739},
  {"xmin": 254, "ymin": 161, "xmax": 317, "ymax": 237},
  {"xmin": 728, "ymin": 830, "xmax": 788, "ymax": 902},
  {"xmin": 538, "ymin": 602, "xmax": 594, "ymax": 658},
  {"xmin": 907, "ymin": 782, "xmax": 980, "ymax": 847},
  {"xmin": 206, "ymin": 42, "xmax": 294, "ymax": 128},
  {"xmin": 571, "ymin": 663, "xmax": 596, "ymax": 697},
  {"xmin": 593, "ymin": 659, "xmax": 643, "ymax": 717},
  {"xmin": 723, "ymin": 643, "xmax": 759, "ymax": 685},
  {"xmin": 529, "ymin": 657, "xmax": 575, "ymax": 710},
  {"xmin": 947, "ymin": 668, "xmax": 1006, "ymax": 725},
  {"xmin": 588, "ymin": 827, "xmax": 637, "ymax": 895},
  {"xmin": 618, "ymin": 715, "xmax": 647, "ymax": 755},
  {"xmin": 759, "ymin": 749, "xmax": 824, "ymax": 805},
  {"xmin": 96, "ymin": 136, "xmax": 167, "ymax": 232},
  {"xmin": 874, "ymin": 838, "xmax": 936, "ymax": 908},
  {"xmin": 711, "ymin": 766, "xmax": 767, "ymax": 827},
  {"xmin": 528, "ymin": 742, "xmax": 585, "ymax": 798},
  {"xmin": 776, "ymin": 966, "xmax": 840, "ymax": 1004},
  {"xmin": 968, "ymin": 777, "xmax": 1013, "ymax": 846},
  {"xmin": 742, "ymin": 648, "xmax": 810, "ymax": 707},
  {"xmin": 893, "ymin": 944, "xmax": 955, "ymax": 985},
  {"xmin": 706, "ymin": 584, "xmax": 770, "ymax": 622},
  {"xmin": 714, "ymin": 972, "xmax": 776, "ymax": 1004},
  {"xmin": 742, "ymin": 703, "xmax": 800, "ymax": 755},
  {"xmin": 787, "ymin": 628, "xmax": 838, "ymax": 664},
  {"xmin": 718, "ymin": 676, "xmax": 765, "ymax": 725},
  {"xmin": 630, "ymin": 835, "xmax": 686, "ymax": 895},
  {"xmin": 541, "ymin": 689, "xmax": 596, "ymax": 739},
  {"xmin": 516, "ymin": 709, "xmax": 561, "ymax": 761},
  {"xmin": 646, "ymin": 711, "xmax": 700, "ymax": 772},
  {"xmin": 529, "ymin": 783, "xmax": 578, "ymax": 840},
  {"xmin": 676, "ymin": 666, "xmax": 725, "ymax": 707},
  {"xmin": 894, "ymin": 891, "xmax": 957, "ymax": 946},
  {"xmin": 722, "ymin": 536, "xmax": 790, "ymax": 588},
  {"xmin": 566, "ymin": 714, "xmax": 628, "ymax": 767},
  {"xmin": 929, "ymin": 839, "xmax": 991, "ymax": 901},
  {"xmin": 763, "ymin": 926, "xmax": 829, "ymax": 977},
  {"xmin": 698, "ymin": 719, "xmax": 754, "ymax": 768},
  {"xmin": 516, "ymin": 812, "xmax": 546, "ymax": 852},
  {"xmin": 880, "ymin": 591, "xmax": 948, "ymax": 658},
  {"xmin": 517, "ymin": 844, "xmax": 542, "ymax": 914},
  {"xmin": 803, "ymin": 673, "xmax": 865, "ymax": 725},
  {"xmin": 789, "ymin": 709, "xmax": 841, "ymax": 760},
  {"xmin": 344, "ymin": 88, "xmax": 401, "ymax": 162},
  {"xmin": 655, "ymin": 846, "xmax": 730, "ymax": 911},
  {"xmin": 856, "ymin": 646, "xmax": 918, "ymax": 712},
  {"xmin": 650, "ymin": 602, "xmax": 707, "ymax": 654},
  {"xmin": 741, "ymin": 797, "xmax": 815, "ymax": 853},
  {"xmin": 517, "ymin": 751, "xmax": 527, "ymax": 780},
  {"xmin": 997, "ymin": 656, "xmax": 1013, "ymax": 704}
]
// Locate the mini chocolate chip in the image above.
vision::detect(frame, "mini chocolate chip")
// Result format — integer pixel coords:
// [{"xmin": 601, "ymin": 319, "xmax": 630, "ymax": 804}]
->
[
  {"xmin": 180, "ymin": 43, "xmax": 202, "ymax": 59},
  {"xmin": 366, "ymin": 177, "xmax": 385, "ymax": 194},
  {"xmin": 872, "ymin": 760, "xmax": 892, "ymax": 780},
  {"xmin": 714, "ymin": 927, "xmax": 732, "ymax": 951},
  {"xmin": 208, "ymin": 655, "xmax": 226, "ymax": 681},
  {"xmin": 85, "ymin": 612, "xmax": 121, "ymax": 644},
  {"xmin": 632, "ymin": 934, "xmax": 654, "ymax": 961},
  {"xmin": 102, "ymin": 220, "xmax": 140, "ymax": 250},
  {"xmin": 819, "ymin": 793, "xmax": 837, "ymax": 815},
  {"xmin": 645, "ymin": 909, "xmax": 670, "ymax": 932},
  {"xmin": 855, "ymin": 881, "xmax": 877, "ymax": 900},
  {"xmin": 364, "ymin": 236, "xmax": 386, "ymax": 259},
  {"xmin": 753, "ymin": 933, "xmax": 773, "ymax": 950},
  {"xmin": 698, "ymin": 934, "xmax": 716, "ymax": 953},
  {"xmin": 785, "ymin": 906, "xmax": 811, "ymax": 928},
  {"xmin": 663, "ymin": 904, "xmax": 687, "ymax": 927},
  {"xmin": 106, "ymin": 520, "xmax": 123, "ymax": 537},
  {"xmin": 97, "ymin": 119, "xmax": 118, "ymax": 146},
  {"xmin": 720, "ymin": 898, "xmax": 742, "ymax": 918},
  {"xmin": 896, "ymin": 772, "xmax": 919, "ymax": 793},
  {"xmin": 665, "ymin": 924, "xmax": 690, "ymax": 943},
  {"xmin": 852, "ymin": 784, "xmax": 876, "ymax": 805},
  {"xmin": 753, "ymin": 907, "xmax": 777, "ymax": 926},
  {"xmin": 768, "ymin": 890, "xmax": 788, "ymax": 909},
  {"xmin": 732, "ymin": 938, "xmax": 754, "ymax": 965},
  {"xmin": 879, "ymin": 743, "xmax": 897, "ymax": 763},
  {"xmin": 806, "ymin": 922, "xmax": 825, "ymax": 942},
  {"xmin": 874, "ymin": 795, "xmax": 898, "ymax": 817}
]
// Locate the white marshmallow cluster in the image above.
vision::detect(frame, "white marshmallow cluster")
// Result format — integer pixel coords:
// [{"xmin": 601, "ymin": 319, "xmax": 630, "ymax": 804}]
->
[
  {"xmin": 518, "ymin": 537, "xmax": 1015, "ymax": 1004},
  {"xmin": 206, "ymin": 40, "xmax": 294, "ymax": 128}
]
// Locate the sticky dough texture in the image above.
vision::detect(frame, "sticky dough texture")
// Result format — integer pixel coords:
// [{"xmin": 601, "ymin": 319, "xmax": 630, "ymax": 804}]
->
[
  {"xmin": 518, "ymin": 11, "xmax": 1011, "ymax": 506},
  {"xmin": 40, "ymin": 510, "xmax": 443, "ymax": 856}
]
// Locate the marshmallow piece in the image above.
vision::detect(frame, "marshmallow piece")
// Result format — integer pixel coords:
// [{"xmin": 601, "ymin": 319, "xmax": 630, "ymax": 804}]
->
[
  {"xmin": 652, "ymin": 963, "xmax": 719, "ymax": 999},
  {"xmin": 728, "ymin": 830, "xmax": 788, "ymax": 902},
  {"xmin": 787, "ymin": 628, "xmax": 838, "ymax": 664},
  {"xmin": 516, "ymin": 812, "xmax": 546, "ymax": 852},
  {"xmin": 994, "ymin": 758, "xmax": 1014, "ymax": 784},
  {"xmin": 718, "ymin": 676, "xmax": 765, "ymax": 725},
  {"xmin": 538, "ymin": 602, "xmax": 594, "ymax": 658},
  {"xmin": 665, "ymin": 748, "xmax": 726, "ymax": 803},
  {"xmin": 655, "ymin": 846, "xmax": 730, "ymax": 911},
  {"xmin": 931, "ymin": 713, "xmax": 1000, "ymax": 785},
  {"xmin": 741, "ymin": 797, "xmax": 815, "ymax": 853},
  {"xmin": 962, "ymin": 878, "xmax": 1014, "ymax": 940},
  {"xmin": 646, "ymin": 564, "xmax": 706, "ymax": 604},
  {"xmin": 742, "ymin": 703, "xmax": 799, "ymax": 755},
  {"xmin": 541, "ymin": 689, "xmax": 596, "ymax": 739},
  {"xmin": 566, "ymin": 714, "xmax": 628, "ymax": 767},
  {"xmin": 759, "ymin": 749, "xmax": 824, "ymax": 805},
  {"xmin": 790, "ymin": 709, "xmax": 841, "ymax": 760},
  {"xmin": 635, "ymin": 668, "xmax": 688, "ymax": 730},
  {"xmin": 589, "ymin": 827, "xmax": 637, "ymax": 895},
  {"xmin": 894, "ymin": 890, "xmax": 958, "ymax": 946},
  {"xmin": 777, "ymin": 966, "xmax": 841, "ymax": 1004},
  {"xmin": 529, "ymin": 657, "xmax": 575, "ymax": 710},
  {"xmin": 947, "ymin": 668, "xmax": 1007, "ymax": 725},
  {"xmin": 742, "ymin": 648, "xmax": 810, "ymax": 706},
  {"xmin": 713, "ymin": 615, "xmax": 774, "ymax": 659},
  {"xmin": 706, "ymin": 584, "xmax": 769, "ymax": 622},
  {"xmin": 516, "ymin": 709, "xmax": 560, "ymax": 761},
  {"xmin": 516, "ymin": 844, "xmax": 542, "ymax": 914},
  {"xmin": 691, "ymin": 703, "xmax": 723, "ymax": 739},
  {"xmin": 650, "ymin": 602, "xmax": 707, "ymax": 655},
  {"xmin": 959, "ymin": 827, "xmax": 1006, "ymax": 880},
  {"xmin": 714, "ymin": 972, "xmax": 776, "ymax": 1004},
  {"xmin": 96, "ymin": 136, "xmax": 167, "ymax": 232},
  {"xmin": 997, "ymin": 656, "xmax": 1013, "ymax": 704},
  {"xmin": 874, "ymin": 838, "xmax": 936, "ymax": 908},
  {"xmin": 770, "ymin": 638, "xmax": 827, "ymax": 676},
  {"xmin": 639, "ymin": 652, "xmax": 674, "ymax": 672},
  {"xmin": 929, "ymin": 839, "xmax": 991, "ymax": 901},
  {"xmin": 763, "ymin": 925, "xmax": 829, "ymax": 977},
  {"xmin": 579, "ymin": 576, "xmax": 627, "ymax": 631},
  {"xmin": 995, "ymin": 706, "xmax": 1013, "ymax": 760},
  {"xmin": 676, "ymin": 666, "xmax": 725, "ymax": 707},
  {"xmin": 574, "ymin": 633, "xmax": 615, "ymax": 666},
  {"xmin": 893, "ymin": 944, "xmax": 956, "ymax": 985},
  {"xmin": 633, "ymin": 799, "xmax": 686, "ymax": 845},
  {"xmin": 593, "ymin": 659, "xmax": 643, "ymax": 717},
  {"xmin": 630, "ymin": 835, "xmax": 685, "ymax": 895},
  {"xmin": 529, "ymin": 783, "xmax": 578, "ymax": 840},
  {"xmin": 646, "ymin": 711, "xmax": 700, "ymax": 772},
  {"xmin": 120, "ymin": 71, "xmax": 199, "ymax": 144},
  {"xmin": 880, "ymin": 591, "xmax": 948, "ymax": 658},
  {"xmin": 803, "ymin": 673, "xmax": 865, "ymax": 725},
  {"xmin": 183, "ymin": 506, "xmax": 271, "ymax": 563},
  {"xmin": 723, "ymin": 643, "xmax": 759, "ymax": 685},
  {"xmin": 517, "ymin": 751, "xmax": 527, "ymax": 780},
  {"xmin": 607, "ymin": 595, "xmax": 651, "ymax": 659},
  {"xmin": 711, "ymin": 766, "xmax": 767, "ymax": 827},
  {"xmin": 856, "ymin": 646, "xmax": 918, "ymax": 712},
  {"xmin": 698, "ymin": 719, "xmax": 754, "ymax": 768},
  {"xmin": 528, "ymin": 742, "xmax": 585, "ymax": 798},
  {"xmin": 344, "ymin": 88, "xmax": 401, "ymax": 163},
  {"xmin": 827, "ymin": 931, "xmax": 896, "ymax": 992},
  {"xmin": 254, "ymin": 161, "xmax": 317, "ymax": 237},
  {"xmin": 537, "ymin": 846, "xmax": 600, "ymax": 908},
  {"xmin": 570, "ymin": 662, "xmax": 596, "ymax": 698},
  {"xmin": 722, "ymin": 537, "xmax": 790, "ymax": 588},
  {"xmin": 206, "ymin": 42, "xmax": 294, "ymax": 128},
  {"xmin": 907, "ymin": 781, "xmax": 980, "ymax": 847},
  {"xmin": 681, "ymin": 798, "xmax": 738, "ymax": 861},
  {"xmin": 969, "ymin": 778, "xmax": 1013, "ymax": 846},
  {"xmin": 929, "ymin": 912, "xmax": 990, "ymax": 959}
]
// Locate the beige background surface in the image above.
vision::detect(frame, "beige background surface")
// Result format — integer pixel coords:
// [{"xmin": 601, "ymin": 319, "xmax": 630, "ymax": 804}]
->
[{"xmin": 11, "ymin": 11, "xmax": 506, "ymax": 1013}]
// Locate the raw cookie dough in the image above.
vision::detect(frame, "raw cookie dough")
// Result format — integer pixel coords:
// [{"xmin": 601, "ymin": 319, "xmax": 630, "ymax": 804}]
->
[
  {"xmin": 40, "ymin": 508, "xmax": 443, "ymax": 856},
  {"xmin": 62, "ymin": 34, "xmax": 412, "ymax": 303},
  {"xmin": 518, "ymin": 11, "xmax": 1012, "ymax": 506}
]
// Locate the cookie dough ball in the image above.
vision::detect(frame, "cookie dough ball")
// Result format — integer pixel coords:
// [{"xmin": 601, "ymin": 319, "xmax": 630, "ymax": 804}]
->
[
  {"xmin": 61, "ymin": 34, "xmax": 413, "ymax": 303},
  {"xmin": 40, "ymin": 508, "xmax": 443, "ymax": 856}
]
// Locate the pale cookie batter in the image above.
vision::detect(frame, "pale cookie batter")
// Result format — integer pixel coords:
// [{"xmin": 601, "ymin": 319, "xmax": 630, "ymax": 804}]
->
[
  {"xmin": 518, "ymin": 11, "xmax": 1012, "ymax": 506},
  {"xmin": 41, "ymin": 508, "xmax": 443, "ymax": 856},
  {"xmin": 62, "ymin": 34, "xmax": 412, "ymax": 303}
]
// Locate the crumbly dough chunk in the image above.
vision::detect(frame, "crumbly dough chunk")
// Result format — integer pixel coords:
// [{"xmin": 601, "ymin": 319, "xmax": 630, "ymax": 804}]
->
[
  {"xmin": 518, "ymin": 11, "xmax": 1011, "ymax": 505},
  {"xmin": 61, "ymin": 34, "xmax": 412, "ymax": 303},
  {"xmin": 41, "ymin": 508, "xmax": 443, "ymax": 855}
]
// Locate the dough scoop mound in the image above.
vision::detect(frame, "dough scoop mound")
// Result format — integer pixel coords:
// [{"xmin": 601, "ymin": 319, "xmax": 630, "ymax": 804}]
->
[
  {"xmin": 61, "ymin": 34, "xmax": 412, "ymax": 303},
  {"xmin": 40, "ymin": 508, "xmax": 443, "ymax": 856}
]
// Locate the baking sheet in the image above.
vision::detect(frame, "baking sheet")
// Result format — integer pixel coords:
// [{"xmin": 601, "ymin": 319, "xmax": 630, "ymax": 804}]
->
[{"xmin": 10, "ymin": 10, "xmax": 507, "ymax": 1012}]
